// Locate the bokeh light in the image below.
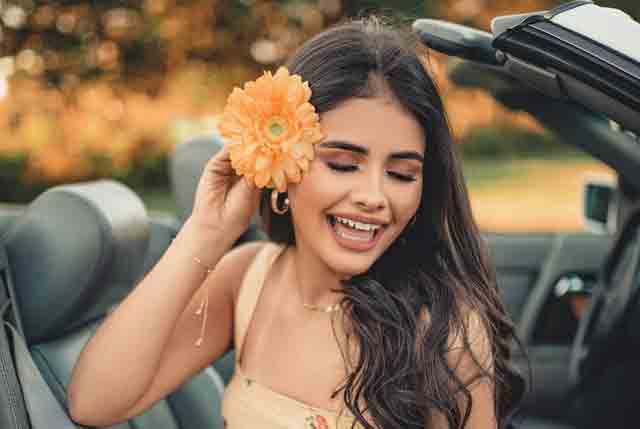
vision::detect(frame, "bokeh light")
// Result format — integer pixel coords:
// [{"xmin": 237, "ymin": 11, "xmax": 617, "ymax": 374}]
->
[
  {"xmin": 0, "ymin": 0, "xmax": 632, "ymax": 219},
  {"xmin": 2, "ymin": 5, "xmax": 27, "ymax": 29}
]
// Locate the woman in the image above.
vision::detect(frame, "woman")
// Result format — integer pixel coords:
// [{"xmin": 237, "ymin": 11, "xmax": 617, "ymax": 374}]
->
[{"xmin": 68, "ymin": 18, "xmax": 523, "ymax": 429}]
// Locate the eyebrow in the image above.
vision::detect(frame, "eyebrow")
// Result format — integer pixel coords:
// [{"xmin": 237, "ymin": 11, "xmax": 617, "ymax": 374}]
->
[
  {"xmin": 319, "ymin": 141, "xmax": 367, "ymax": 154},
  {"xmin": 390, "ymin": 151, "xmax": 424, "ymax": 162},
  {"xmin": 318, "ymin": 140, "xmax": 424, "ymax": 162}
]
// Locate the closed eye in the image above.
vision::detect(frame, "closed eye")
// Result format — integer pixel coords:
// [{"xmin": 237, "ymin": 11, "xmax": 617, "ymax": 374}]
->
[
  {"xmin": 327, "ymin": 161, "xmax": 358, "ymax": 172},
  {"xmin": 386, "ymin": 171, "xmax": 417, "ymax": 182}
]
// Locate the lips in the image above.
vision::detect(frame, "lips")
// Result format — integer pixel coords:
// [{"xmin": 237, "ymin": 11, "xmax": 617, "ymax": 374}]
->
[
  {"xmin": 334, "ymin": 221, "xmax": 376, "ymax": 241},
  {"xmin": 326, "ymin": 214, "xmax": 386, "ymax": 252}
]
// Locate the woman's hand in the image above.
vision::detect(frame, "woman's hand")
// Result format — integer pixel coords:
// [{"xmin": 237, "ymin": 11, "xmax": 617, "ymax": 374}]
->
[{"xmin": 189, "ymin": 146, "xmax": 262, "ymax": 241}]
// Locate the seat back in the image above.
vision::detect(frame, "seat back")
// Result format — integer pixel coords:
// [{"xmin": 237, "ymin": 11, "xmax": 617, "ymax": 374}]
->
[
  {"xmin": 0, "ymin": 206, "xmax": 22, "ymax": 236},
  {"xmin": 170, "ymin": 136, "xmax": 216, "ymax": 223},
  {"xmin": 169, "ymin": 136, "xmax": 264, "ymax": 244},
  {"xmin": 2, "ymin": 180, "xmax": 225, "ymax": 429}
]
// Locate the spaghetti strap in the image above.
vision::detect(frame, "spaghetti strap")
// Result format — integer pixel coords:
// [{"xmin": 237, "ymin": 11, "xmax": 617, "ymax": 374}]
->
[{"xmin": 234, "ymin": 242, "xmax": 285, "ymax": 363}]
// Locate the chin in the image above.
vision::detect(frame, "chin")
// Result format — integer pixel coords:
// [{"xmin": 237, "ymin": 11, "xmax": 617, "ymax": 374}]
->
[
  {"xmin": 321, "ymin": 242, "xmax": 395, "ymax": 280},
  {"xmin": 330, "ymin": 258, "xmax": 374, "ymax": 279}
]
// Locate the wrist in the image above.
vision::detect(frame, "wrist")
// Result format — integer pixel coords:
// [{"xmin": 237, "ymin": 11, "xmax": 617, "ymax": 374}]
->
[
  {"xmin": 176, "ymin": 218, "xmax": 237, "ymax": 267},
  {"xmin": 186, "ymin": 214, "xmax": 246, "ymax": 239}
]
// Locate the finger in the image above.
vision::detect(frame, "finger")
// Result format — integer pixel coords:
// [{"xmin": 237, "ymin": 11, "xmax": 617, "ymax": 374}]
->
[
  {"xmin": 216, "ymin": 145, "xmax": 231, "ymax": 161},
  {"xmin": 205, "ymin": 147, "xmax": 234, "ymax": 178},
  {"xmin": 204, "ymin": 145, "xmax": 230, "ymax": 168},
  {"xmin": 228, "ymin": 172, "xmax": 243, "ymax": 188},
  {"xmin": 233, "ymin": 177, "xmax": 262, "ymax": 208}
]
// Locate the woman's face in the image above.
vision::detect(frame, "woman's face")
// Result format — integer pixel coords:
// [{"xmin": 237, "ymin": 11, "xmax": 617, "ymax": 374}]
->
[{"xmin": 288, "ymin": 95, "xmax": 425, "ymax": 277}]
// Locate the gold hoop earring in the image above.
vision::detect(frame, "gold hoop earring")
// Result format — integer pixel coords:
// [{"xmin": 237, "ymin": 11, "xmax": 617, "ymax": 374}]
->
[{"xmin": 270, "ymin": 190, "xmax": 289, "ymax": 215}]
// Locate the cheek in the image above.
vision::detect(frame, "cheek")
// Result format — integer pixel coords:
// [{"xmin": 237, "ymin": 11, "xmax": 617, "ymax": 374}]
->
[
  {"xmin": 392, "ymin": 183, "xmax": 422, "ymax": 223},
  {"xmin": 288, "ymin": 161, "xmax": 346, "ymax": 211}
]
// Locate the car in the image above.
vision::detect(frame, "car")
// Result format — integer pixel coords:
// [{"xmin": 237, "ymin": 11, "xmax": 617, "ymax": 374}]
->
[
  {"xmin": 1, "ymin": 1, "xmax": 639, "ymax": 428},
  {"xmin": 414, "ymin": 1, "xmax": 640, "ymax": 427}
]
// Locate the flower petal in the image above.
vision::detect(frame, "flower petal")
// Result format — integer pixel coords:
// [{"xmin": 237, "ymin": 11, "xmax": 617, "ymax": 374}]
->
[
  {"xmin": 217, "ymin": 67, "xmax": 321, "ymax": 190},
  {"xmin": 282, "ymin": 157, "xmax": 301, "ymax": 183},
  {"xmin": 297, "ymin": 157, "xmax": 309, "ymax": 171},
  {"xmin": 255, "ymin": 154, "xmax": 272, "ymax": 170},
  {"xmin": 272, "ymin": 166, "xmax": 286, "ymax": 192},
  {"xmin": 301, "ymin": 81, "xmax": 312, "ymax": 103},
  {"xmin": 255, "ymin": 169, "xmax": 270, "ymax": 188},
  {"xmin": 273, "ymin": 67, "xmax": 290, "ymax": 101},
  {"xmin": 296, "ymin": 103, "xmax": 315, "ymax": 119},
  {"xmin": 300, "ymin": 141, "xmax": 314, "ymax": 160},
  {"xmin": 287, "ymin": 74, "xmax": 304, "ymax": 105}
]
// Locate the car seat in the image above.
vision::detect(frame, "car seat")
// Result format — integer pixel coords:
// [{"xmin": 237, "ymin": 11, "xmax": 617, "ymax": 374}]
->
[
  {"xmin": 515, "ymin": 416, "xmax": 574, "ymax": 429},
  {"xmin": 0, "ymin": 206, "xmax": 22, "ymax": 235},
  {"xmin": 169, "ymin": 134, "xmax": 264, "ymax": 244},
  {"xmin": 2, "ymin": 180, "xmax": 225, "ymax": 429}
]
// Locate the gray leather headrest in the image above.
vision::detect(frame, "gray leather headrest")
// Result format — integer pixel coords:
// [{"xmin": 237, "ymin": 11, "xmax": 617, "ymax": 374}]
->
[
  {"xmin": 2, "ymin": 180, "xmax": 149, "ymax": 343},
  {"xmin": 170, "ymin": 136, "xmax": 224, "ymax": 221}
]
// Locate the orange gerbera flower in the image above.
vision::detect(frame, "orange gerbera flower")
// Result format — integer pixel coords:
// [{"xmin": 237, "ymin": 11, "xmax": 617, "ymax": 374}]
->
[{"xmin": 218, "ymin": 66, "xmax": 324, "ymax": 192}]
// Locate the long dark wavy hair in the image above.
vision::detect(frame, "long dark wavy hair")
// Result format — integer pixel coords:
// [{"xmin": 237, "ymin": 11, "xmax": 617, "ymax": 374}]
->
[{"xmin": 259, "ymin": 17, "xmax": 525, "ymax": 429}]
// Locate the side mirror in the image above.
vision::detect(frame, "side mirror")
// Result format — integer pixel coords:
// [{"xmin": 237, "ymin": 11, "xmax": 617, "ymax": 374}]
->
[{"xmin": 582, "ymin": 177, "xmax": 618, "ymax": 234}]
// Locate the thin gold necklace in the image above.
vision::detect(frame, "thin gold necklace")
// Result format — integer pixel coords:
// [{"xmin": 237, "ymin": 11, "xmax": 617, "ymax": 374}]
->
[
  {"xmin": 302, "ymin": 301, "xmax": 341, "ymax": 313},
  {"xmin": 294, "ymin": 259, "xmax": 341, "ymax": 313}
]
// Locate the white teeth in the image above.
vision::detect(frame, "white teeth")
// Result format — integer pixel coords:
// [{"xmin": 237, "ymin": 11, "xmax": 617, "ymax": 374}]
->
[{"xmin": 334, "ymin": 216, "xmax": 380, "ymax": 232}]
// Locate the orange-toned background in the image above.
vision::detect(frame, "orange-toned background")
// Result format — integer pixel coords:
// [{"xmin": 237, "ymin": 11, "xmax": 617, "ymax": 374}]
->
[{"xmin": 0, "ymin": 0, "xmax": 631, "ymax": 231}]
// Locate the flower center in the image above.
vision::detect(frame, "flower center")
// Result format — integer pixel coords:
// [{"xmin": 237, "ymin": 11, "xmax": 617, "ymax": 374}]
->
[{"xmin": 265, "ymin": 116, "xmax": 287, "ymax": 143}]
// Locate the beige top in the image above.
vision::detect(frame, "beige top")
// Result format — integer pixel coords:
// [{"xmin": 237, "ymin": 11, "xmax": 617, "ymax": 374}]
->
[{"xmin": 221, "ymin": 243, "xmax": 357, "ymax": 429}]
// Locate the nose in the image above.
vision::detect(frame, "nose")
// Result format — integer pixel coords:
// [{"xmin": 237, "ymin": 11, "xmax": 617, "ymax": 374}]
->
[{"xmin": 351, "ymin": 172, "xmax": 388, "ymax": 212}]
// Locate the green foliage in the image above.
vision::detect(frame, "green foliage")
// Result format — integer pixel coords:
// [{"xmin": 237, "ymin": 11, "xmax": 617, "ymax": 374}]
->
[
  {"xmin": 0, "ymin": 154, "xmax": 45, "ymax": 203},
  {"xmin": 587, "ymin": 0, "xmax": 640, "ymax": 19},
  {"xmin": 344, "ymin": 0, "xmax": 433, "ymax": 18},
  {"xmin": 115, "ymin": 153, "xmax": 170, "ymax": 191},
  {"xmin": 458, "ymin": 126, "xmax": 583, "ymax": 160},
  {"xmin": 0, "ymin": 154, "xmax": 169, "ymax": 204}
]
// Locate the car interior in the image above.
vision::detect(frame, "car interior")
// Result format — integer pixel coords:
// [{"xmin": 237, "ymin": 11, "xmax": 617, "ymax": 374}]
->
[{"xmin": 1, "ymin": 1, "xmax": 639, "ymax": 428}]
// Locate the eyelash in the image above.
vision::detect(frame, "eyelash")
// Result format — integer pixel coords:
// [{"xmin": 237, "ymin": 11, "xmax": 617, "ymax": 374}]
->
[{"xmin": 326, "ymin": 162, "xmax": 417, "ymax": 183}]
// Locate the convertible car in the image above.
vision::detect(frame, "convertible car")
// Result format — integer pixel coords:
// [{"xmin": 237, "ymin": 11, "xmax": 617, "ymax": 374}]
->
[{"xmin": 1, "ymin": 1, "xmax": 639, "ymax": 428}]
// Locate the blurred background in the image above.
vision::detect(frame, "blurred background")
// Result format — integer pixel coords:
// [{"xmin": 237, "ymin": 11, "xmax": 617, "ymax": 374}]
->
[{"xmin": 0, "ymin": 0, "xmax": 636, "ymax": 232}]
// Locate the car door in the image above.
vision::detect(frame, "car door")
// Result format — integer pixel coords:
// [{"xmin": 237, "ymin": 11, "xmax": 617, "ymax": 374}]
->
[{"xmin": 485, "ymin": 232, "xmax": 611, "ymax": 419}]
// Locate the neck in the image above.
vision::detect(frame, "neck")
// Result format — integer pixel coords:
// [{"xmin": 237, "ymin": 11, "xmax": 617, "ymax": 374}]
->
[{"xmin": 289, "ymin": 243, "xmax": 346, "ymax": 310}]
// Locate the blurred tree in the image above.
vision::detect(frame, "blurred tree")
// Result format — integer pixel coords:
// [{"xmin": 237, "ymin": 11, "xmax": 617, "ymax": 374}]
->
[
  {"xmin": 0, "ymin": 0, "xmax": 342, "ymax": 194},
  {"xmin": 2, "ymin": 0, "xmax": 637, "ymax": 91},
  {"xmin": 598, "ymin": 0, "xmax": 640, "ymax": 19},
  {"xmin": 0, "ymin": 0, "xmax": 638, "ymax": 198},
  {"xmin": 1, "ymin": 0, "xmax": 340, "ymax": 91},
  {"xmin": 343, "ymin": 0, "xmax": 435, "ymax": 18}
]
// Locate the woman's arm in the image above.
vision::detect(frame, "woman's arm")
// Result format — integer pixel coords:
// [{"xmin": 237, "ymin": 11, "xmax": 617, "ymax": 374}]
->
[
  {"xmin": 67, "ymin": 147, "xmax": 262, "ymax": 426},
  {"xmin": 67, "ymin": 220, "xmax": 251, "ymax": 426},
  {"xmin": 116, "ymin": 239, "xmax": 265, "ymax": 423}
]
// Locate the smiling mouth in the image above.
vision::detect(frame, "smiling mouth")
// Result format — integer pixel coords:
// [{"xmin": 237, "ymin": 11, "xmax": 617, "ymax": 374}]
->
[{"xmin": 326, "ymin": 215, "xmax": 385, "ymax": 242}]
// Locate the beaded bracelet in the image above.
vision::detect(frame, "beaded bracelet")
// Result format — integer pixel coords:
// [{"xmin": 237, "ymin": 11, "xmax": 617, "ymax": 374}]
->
[
  {"xmin": 192, "ymin": 256, "xmax": 213, "ymax": 274},
  {"xmin": 192, "ymin": 256, "xmax": 212, "ymax": 347},
  {"xmin": 169, "ymin": 237, "xmax": 212, "ymax": 346}
]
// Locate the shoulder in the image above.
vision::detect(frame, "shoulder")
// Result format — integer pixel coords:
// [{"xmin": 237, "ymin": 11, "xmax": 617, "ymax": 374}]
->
[
  {"xmin": 420, "ymin": 306, "xmax": 493, "ymax": 377},
  {"xmin": 419, "ymin": 306, "xmax": 498, "ymax": 427},
  {"xmin": 449, "ymin": 309, "xmax": 494, "ymax": 386},
  {"xmin": 212, "ymin": 240, "xmax": 280, "ymax": 301}
]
